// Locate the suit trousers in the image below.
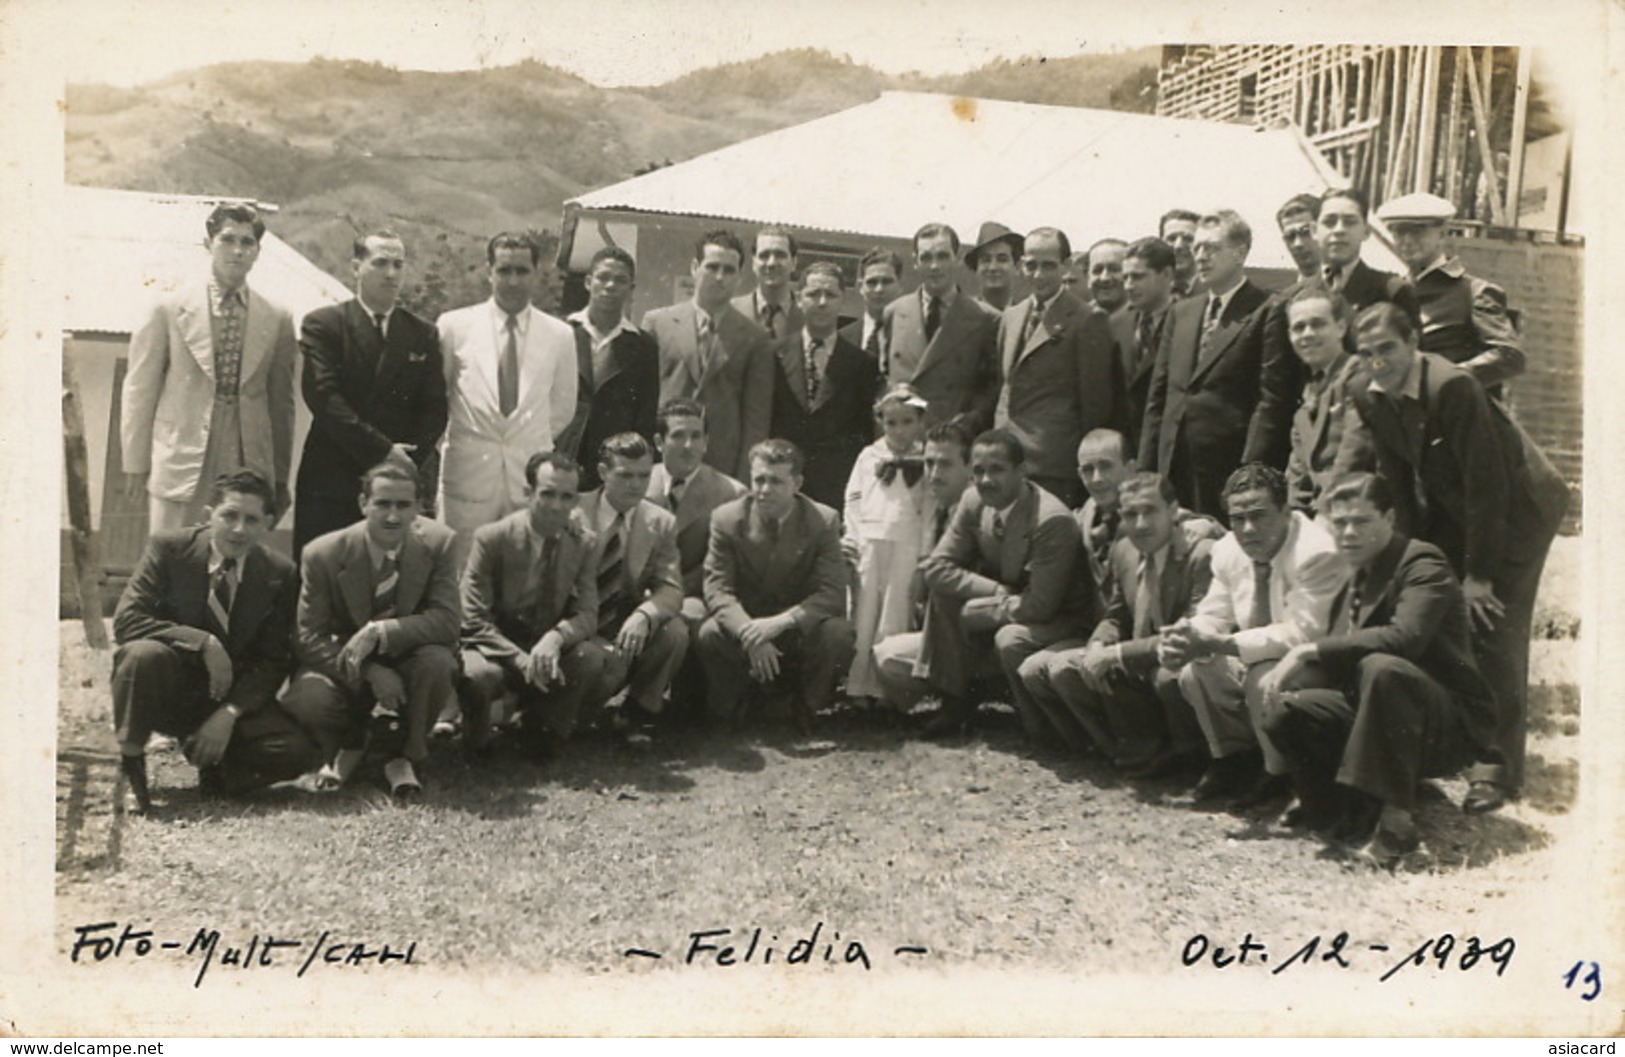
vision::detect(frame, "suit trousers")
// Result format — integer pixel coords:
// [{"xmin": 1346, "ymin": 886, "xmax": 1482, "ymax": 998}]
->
[
  {"xmin": 695, "ymin": 616, "xmax": 855, "ymax": 723},
  {"xmin": 1022, "ymin": 651, "xmax": 1202, "ymax": 762},
  {"xmin": 1178, "ymin": 656, "xmax": 1290, "ymax": 773},
  {"xmin": 582, "ymin": 619, "xmax": 689, "ymax": 715},
  {"xmin": 112, "ymin": 640, "xmax": 320, "ymax": 790},
  {"xmin": 1470, "ymin": 531, "xmax": 1556, "ymax": 791},
  {"xmin": 282, "ymin": 645, "xmax": 458, "ymax": 764},
  {"xmin": 1262, "ymin": 654, "xmax": 1474, "ymax": 811},
  {"xmin": 996, "ymin": 620, "xmax": 1096, "ymax": 742},
  {"xmin": 460, "ymin": 642, "xmax": 611, "ymax": 746}
]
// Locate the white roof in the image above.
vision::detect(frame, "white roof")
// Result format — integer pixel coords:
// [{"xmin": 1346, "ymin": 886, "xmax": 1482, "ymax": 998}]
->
[
  {"xmin": 65, "ymin": 185, "xmax": 353, "ymax": 334},
  {"xmin": 571, "ymin": 91, "xmax": 1404, "ymax": 274}
]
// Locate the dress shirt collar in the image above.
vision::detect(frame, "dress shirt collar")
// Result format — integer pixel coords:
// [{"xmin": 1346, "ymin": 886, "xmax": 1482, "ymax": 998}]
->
[
  {"xmin": 1030, "ymin": 289, "xmax": 1061, "ymax": 320},
  {"xmin": 594, "ymin": 499, "xmax": 633, "ymax": 535},
  {"xmin": 490, "ymin": 299, "xmax": 530, "ymax": 336},
  {"xmin": 922, "ymin": 286, "xmax": 958, "ymax": 314},
  {"xmin": 1143, "ymin": 542, "xmax": 1170, "ymax": 575},
  {"xmin": 567, "ymin": 307, "xmax": 635, "ymax": 346},
  {"xmin": 357, "ymin": 295, "xmax": 395, "ymax": 334},
  {"xmin": 1413, "ymin": 254, "xmax": 1466, "ymax": 282},
  {"xmin": 1205, "ymin": 279, "xmax": 1243, "ymax": 321},
  {"xmin": 207, "ymin": 540, "xmax": 241, "ymax": 575},
  {"xmin": 1367, "ymin": 358, "xmax": 1423, "ymax": 401},
  {"xmin": 754, "ymin": 288, "xmax": 793, "ymax": 318},
  {"xmin": 208, "ymin": 281, "xmax": 248, "ymax": 314},
  {"xmin": 862, "ymin": 313, "xmax": 883, "ymax": 349},
  {"xmin": 802, "ymin": 327, "xmax": 836, "ymax": 362},
  {"xmin": 362, "ymin": 531, "xmax": 401, "ymax": 571}
]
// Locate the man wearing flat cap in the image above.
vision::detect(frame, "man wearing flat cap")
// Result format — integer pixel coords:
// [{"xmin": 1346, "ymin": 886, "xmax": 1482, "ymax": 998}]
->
[
  {"xmin": 1376, "ymin": 192, "xmax": 1525, "ymax": 401},
  {"xmin": 968, "ymin": 221, "xmax": 1027, "ymax": 313}
]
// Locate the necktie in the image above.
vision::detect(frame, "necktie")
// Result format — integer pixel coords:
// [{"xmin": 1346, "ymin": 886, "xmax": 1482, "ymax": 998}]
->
[
  {"xmin": 864, "ymin": 323, "xmax": 881, "ymax": 361},
  {"xmin": 1092, "ymin": 509, "xmax": 1119, "ymax": 566},
  {"xmin": 373, "ymin": 552, "xmax": 399, "ymax": 619},
  {"xmin": 697, "ymin": 314, "xmax": 716, "ymax": 376},
  {"xmin": 1132, "ymin": 553, "xmax": 1160, "ymax": 639},
  {"xmin": 805, "ymin": 337, "xmax": 823, "ymax": 404},
  {"xmin": 535, "ymin": 534, "xmax": 559, "ymax": 629},
  {"xmin": 1347, "ymin": 577, "xmax": 1364, "ymax": 631},
  {"xmin": 1199, "ymin": 296, "xmax": 1223, "ymax": 361},
  {"xmin": 597, "ymin": 515, "xmax": 628, "ymax": 634},
  {"xmin": 372, "ymin": 311, "xmax": 387, "ymax": 339},
  {"xmin": 667, "ymin": 475, "xmax": 686, "ymax": 511},
  {"xmin": 1022, "ymin": 299, "xmax": 1044, "ymax": 346},
  {"xmin": 1323, "ymin": 265, "xmax": 1343, "ymax": 291},
  {"xmin": 499, "ymin": 313, "xmax": 520, "ymax": 416},
  {"xmin": 876, "ymin": 457, "xmax": 924, "ymax": 487},
  {"xmin": 762, "ymin": 302, "xmax": 783, "ymax": 339},
  {"xmin": 1246, "ymin": 559, "xmax": 1272, "ymax": 630},
  {"xmin": 208, "ymin": 557, "xmax": 237, "ymax": 638},
  {"xmin": 1135, "ymin": 311, "xmax": 1156, "ymax": 366},
  {"xmin": 924, "ymin": 295, "xmax": 942, "ymax": 343},
  {"xmin": 992, "ymin": 511, "xmax": 1006, "ymax": 541},
  {"xmin": 765, "ymin": 516, "xmax": 781, "ymax": 544}
]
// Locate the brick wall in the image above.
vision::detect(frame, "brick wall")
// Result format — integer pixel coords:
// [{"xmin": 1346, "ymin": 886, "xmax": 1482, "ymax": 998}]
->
[{"xmin": 1445, "ymin": 235, "xmax": 1583, "ymax": 533}]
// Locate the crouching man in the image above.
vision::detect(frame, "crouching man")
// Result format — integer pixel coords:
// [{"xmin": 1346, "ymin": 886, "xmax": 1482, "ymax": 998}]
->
[
  {"xmin": 111, "ymin": 470, "xmax": 320, "ymax": 813},
  {"xmin": 283, "ymin": 461, "xmax": 461, "ymax": 797},
  {"xmin": 1258, "ymin": 473, "xmax": 1495, "ymax": 864}
]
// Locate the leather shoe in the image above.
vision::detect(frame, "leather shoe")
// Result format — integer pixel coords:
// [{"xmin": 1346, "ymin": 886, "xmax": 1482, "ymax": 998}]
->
[
  {"xmin": 119, "ymin": 754, "xmax": 152, "ymax": 815},
  {"xmin": 1191, "ymin": 753, "xmax": 1258, "ymax": 803},
  {"xmin": 1230, "ymin": 772, "xmax": 1293, "ymax": 811},
  {"xmin": 1463, "ymin": 780, "xmax": 1508, "ymax": 815},
  {"xmin": 384, "ymin": 758, "xmax": 422, "ymax": 800},
  {"xmin": 1355, "ymin": 822, "xmax": 1422, "ymax": 868},
  {"xmin": 920, "ymin": 700, "xmax": 973, "ymax": 741}
]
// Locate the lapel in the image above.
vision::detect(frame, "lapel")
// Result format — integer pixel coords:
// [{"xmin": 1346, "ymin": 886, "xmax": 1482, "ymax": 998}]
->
[
  {"xmin": 551, "ymin": 526, "xmax": 586, "ymax": 618},
  {"xmin": 239, "ymin": 288, "xmax": 274, "ymax": 385},
  {"xmin": 777, "ymin": 332, "xmax": 810, "ymax": 411},
  {"xmin": 471, "ymin": 303, "xmax": 508, "ymax": 411},
  {"xmin": 1341, "ymin": 261, "xmax": 1381, "ymax": 310},
  {"xmin": 1190, "ymin": 282, "xmax": 1257, "ymax": 383},
  {"xmin": 1368, "ymin": 356, "xmax": 1429, "ymax": 469},
  {"xmin": 810, "ymin": 337, "xmax": 848, "ymax": 413},
  {"xmin": 1130, "ymin": 306, "xmax": 1167, "ymax": 388},
  {"xmin": 226, "ymin": 545, "xmax": 271, "ymax": 650},
  {"xmin": 699, "ymin": 305, "xmax": 751, "ymax": 394},
  {"xmin": 178, "ymin": 529, "xmax": 214, "ymax": 629},
  {"xmin": 595, "ymin": 326, "xmax": 632, "ymax": 391},
  {"xmin": 176, "ymin": 285, "xmax": 217, "ymax": 383},
  {"xmin": 337, "ymin": 527, "xmax": 375, "ymax": 629},
  {"xmin": 1350, "ymin": 533, "xmax": 1407, "ymax": 629},
  {"xmin": 675, "ymin": 465, "xmax": 718, "ymax": 534},
  {"xmin": 1305, "ymin": 355, "xmax": 1352, "ymax": 462},
  {"xmin": 739, "ymin": 499, "xmax": 783, "ymax": 582},
  {"xmin": 513, "ymin": 306, "xmax": 551, "ymax": 412},
  {"xmin": 912, "ymin": 288, "xmax": 967, "ymax": 382},
  {"xmin": 625, "ymin": 502, "xmax": 654, "ymax": 584},
  {"xmin": 998, "ymin": 484, "xmax": 1038, "ymax": 585},
  {"xmin": 1157, "ymin": 530, "xmax": 1194, "ymax": 627}
]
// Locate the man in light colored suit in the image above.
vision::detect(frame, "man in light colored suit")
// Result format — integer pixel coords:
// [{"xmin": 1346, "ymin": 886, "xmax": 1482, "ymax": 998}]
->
[
  {"xmin": 458, "ymin": 451, "xmax": 607, "ymax": 758},
  {"xmin": 698, "ymin": 439, "xmax": 854, "ymax": 733},
  {"xmin": 995, "ymin": 227, "xmax": 1122, "ymax": 508},
  {"xmin": 575, "ymin": 434, "xmax": 688, "ymax": 740},
  {"xmin": 882, "ymin": 223, "xmax": 1001, "ymax": 434},
  {"xmin": 732, "ymin": 227, "xmax": 803, "ymax": 341},
  {"xmin": 1159, "ymin": 463, "xmax": 1343, "ymax": 810},
  {"xmin": 1138, "ymin": 209, "xmax": 1272, "ymax": 520},
  {"xmin": 641, "ymin": 230, "xmax": 775, "ymax": 480},
  {"xmin": 284, "ymin": 461, "xmax": 461, "ymax": 797},
  {"xmin": 122, "ymin": 202, "xmax": 297, "ymax": 531},
  {"xmin": 436, "ymin": 232, "xmax": 579, "ymax": 542}
]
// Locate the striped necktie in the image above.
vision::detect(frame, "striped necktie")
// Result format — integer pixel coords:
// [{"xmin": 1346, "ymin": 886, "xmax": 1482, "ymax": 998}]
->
[
  {"xmin": 597, "ymin": 515, "xmax": 628, "ymax": 634},
  {"xmin": 373, "ymin": 551, "xmax": 399, "ymax": 619},
  {"xmin": 208, "ymin": 557, "xmax": 237, "ymax": 638}
]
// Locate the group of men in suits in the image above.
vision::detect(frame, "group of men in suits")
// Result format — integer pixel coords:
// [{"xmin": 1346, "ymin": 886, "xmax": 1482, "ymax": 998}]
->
[{"xmin": 111, "ymin": 189, "xmax": 1564, "ymax": 853}]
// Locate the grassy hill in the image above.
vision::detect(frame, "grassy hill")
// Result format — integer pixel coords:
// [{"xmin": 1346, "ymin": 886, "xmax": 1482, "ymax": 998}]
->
[{"xmin": 65, "ymin": 48, "xmax": 1159, "ymax": 317}]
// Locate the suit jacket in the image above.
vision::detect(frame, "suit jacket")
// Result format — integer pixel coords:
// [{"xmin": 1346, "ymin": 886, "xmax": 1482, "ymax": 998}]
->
[
  {"xmin": 558, "ymin": 317, "xmax": 660, "ymax": 490},
  {"xmin": 1138, "ymin": 281, "xmax": 1271, "ymax": 511},
  {"xmin": 641, "ymin": 301, "xmax": 774, "ymax": 480},
  {"xmin": 113, "ymin": 527, "xmax": 297, "ymax": 714},
  {"xmin": 839, "ymin": 314, "xmax": 886, "ymax": 367},
  {"xmin": 1108, "ymin": 303, "xmax": 1167, "ymax": 457},
  {"xmin": 731, "ymin": 291, "xmax": 804, "ymax": 341},
  {"xmin": 1335, "ymin": 353, "xmax": 1564, "ymax": 582},
  {"xmin": 461, "ymin": 508, "xmax": 599, "ymax": 662},
  {"xmin": 435, "ymin": 299, "xmax": 579, "ymax": 529},
  {"xmin": 882, "ymin": 288, "xmax": 1000, "ymax": 432},
  {"xmin": 1245, "ymin": 263, "xmax": 1420, "ymax": 468},
  {"xmin": 576, "ymin": 490, "xmax": 684, "ymax": 629},
  {"xmin": 704, "ymin": 493, "xmax": 847, "ymax": 637},
  {"xmin": 647, "ymin": 462, "xmax": 748, "ymax": 597},
  {"xmin": 1285, "ymin": 353, "xmax": 1368, "ymax": 513},
  {"xmin": 770, "ymin": 331, "xmax": 878, "ymax": 508},
  {"xmin": 122, "ymin": 282, "xmax": 297, "ymax": 500},
  {"xmin": 1192, "ymin": 509, "xmax": 1343, "ymax": 665},
  {"xmin": 297, "ymin": 299, "xmax": 448, "ymax": 500},
  {"xmin": 1314, "ymin": 534, "xmax": 1496, "ymax": 752},
  {"xmin": 1413, "ymin": 257, "xmax": 1524, "ymax": 397},
  {"xmin": 995, "ymin": 290, "xmax": 1123, "ymax": 483},
  {"xmin": 295, "ymin": 518, "xmax": 461, "ymax": 686},
  {"xmin": 1088, "ymin": 518, "xmax": 1220, "ymax": 674},
  {"xmin": 921, "ymin": 479, "xmax": 1097, "ymax": 630}
]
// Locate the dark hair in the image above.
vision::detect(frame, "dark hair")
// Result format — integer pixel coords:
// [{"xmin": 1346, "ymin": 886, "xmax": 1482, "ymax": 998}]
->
[
  {"xmin": 748, "ymin": 438, "xmax": 805, "ymax": 477},
  {"xmin": 1159, "ymin": 208, "xmax": 1200, "ymax": 234},
  {"xmin": 1027, "ymin": 226, "xmax": 1073, "ymax": 261},
  {"xmin": 1117, "ymin": 471, "xmax": 1177, "ymax": 507},
  {"xmin": 913, "ymin": 223, "xmax": 961, "ymax": 255},
  {"xmin": 694, "ymin": 229, "xmax": 746, "ymax": 264},
  {"xmin": 1285, "ymin": 282, "xmax": 1351, "ymax": 323},
  {"xmin": 208, "ymin": 468, "xmax": 276, "ymax": 516},
  {"xmin": 486, "ymin": 231, "xmax": 541, "ymax": 266},
  {"xmin": 1077, "ymin": 427, "xmax": 1128, "ymax": 464},
  {"xmin": 1353, "ymin": 301, "xmax": 1417, "ymax": 344},
  {"xmin": 1320, "ymin": 187, "xmax": 1371, "ymax": 221},
  {"xmin": 655, "ymin": 398, "xmax": 707, "ymax": 438},
  {"xmin": 858, "ymin": 247, "xmax": 904, "ymax": 280},
  {"xmin": 1222, "ymin": 462, "xmax": 1288, "ymax": 510},
  {"xmin": 1276, "ymin": 193, "xmax": 1322, "ymax": 228},
  {"xmin": 359, "ymin": 461, "xmax": 419, "ymax": 500},
  {"xmin": 1124, "ymin": 236, "xmax": 1176, "ymax": 274},
  {"xmin": 598, "ymin": 432, "xmax": 654, "ymax": 469},
  {"xmin": 1324, "ymin": 471, "xmax": 1396, "ymax": 514},
  {"xmin": 588, "ymin": 245, "xmax": 637, "ymax": 279},
  {"xmin": 800, "ymin": 260, "xmax": 845, "ymax": 290},
  {"xmin": 924, "ymin": 421, "xmax": 973, "ymax": 463},
  {"xmin": 353, "ymin": 229, "xmax": 403, "ymax": 260},
  {"xmin": 972, "ymin": 427, "xmax": 1025, "ymax": 466},
  {"xmin": 1085, "ymin": 237, "xmax": 1127, "ymax": 264},
  {"xmin": 1200, "ymin": 209, "xmax": 1253, "ymax": 254},
  {"xmin": 525, "ymin": 450, "xmax": 582, "ymax": 487},
  {"xmin": 753, "ymin": 226, "xmax": 800, "ymax": 259},
  {"xmin": 205, "ymin": 203, "xmax": 265, "ymax": 242}
]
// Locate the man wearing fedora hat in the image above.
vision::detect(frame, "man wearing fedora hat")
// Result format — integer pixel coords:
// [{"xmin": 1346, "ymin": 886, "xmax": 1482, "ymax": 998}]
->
[
  {"xmin": 967, "ymin": 221, "xmax": 1027, "ymax": 313},
  {"xmin": 1376, "ymin": 192, "xmax": 1525, "ymax": 402}
]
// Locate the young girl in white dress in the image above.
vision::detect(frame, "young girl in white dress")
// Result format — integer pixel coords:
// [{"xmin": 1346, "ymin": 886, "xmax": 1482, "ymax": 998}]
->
[{"xmin": 843, "ymin": 383, "xmax": 933, "ymax": 707}]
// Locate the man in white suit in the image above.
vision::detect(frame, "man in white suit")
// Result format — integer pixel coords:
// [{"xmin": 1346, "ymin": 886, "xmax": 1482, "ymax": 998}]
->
[
  {"xmin": 436, "ymin": 232, "xmax": 579, "ymax": 542},
  {"xmin": 122, "ymin": 202, "xmax": 298, "ymax": 531}
]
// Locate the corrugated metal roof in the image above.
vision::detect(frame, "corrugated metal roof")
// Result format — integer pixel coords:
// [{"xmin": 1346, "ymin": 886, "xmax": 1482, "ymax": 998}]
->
[
  {"xmin": 570, "ymin": 91, "xmax": 1404, "ymax": 274},
  {"xmin": 65, "ymin": 185, "xmax": 353, "ymax": 335}
]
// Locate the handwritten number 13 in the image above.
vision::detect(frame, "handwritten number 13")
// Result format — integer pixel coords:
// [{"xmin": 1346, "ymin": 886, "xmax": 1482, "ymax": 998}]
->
[{"xmin": 1562, "ymin": 961, "xmax": 1602, "ymax": 1001}]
